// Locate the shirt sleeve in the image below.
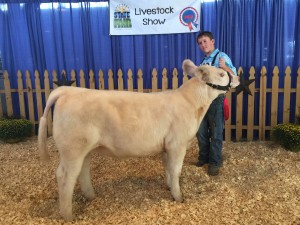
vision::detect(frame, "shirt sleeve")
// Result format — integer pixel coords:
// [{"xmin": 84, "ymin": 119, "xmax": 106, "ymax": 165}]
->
[{"xmin": 218, "ymin": 52, "xmax": 237, "ymax": 75}]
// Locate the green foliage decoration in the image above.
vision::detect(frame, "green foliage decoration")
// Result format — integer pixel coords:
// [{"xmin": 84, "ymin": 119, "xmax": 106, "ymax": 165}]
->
[
  {"xmin": 272, "ymin": 123, "xmax": 300, "ymax": 152},
  {"xmin": 0, "ymin": 117, "xmax": 33, "ymax": 143}
]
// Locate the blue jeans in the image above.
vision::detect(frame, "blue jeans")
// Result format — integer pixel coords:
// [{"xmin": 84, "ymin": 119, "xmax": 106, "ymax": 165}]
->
[{"xmin": 196, "ymin": 95, "xmax": 224, "ymax": 167}]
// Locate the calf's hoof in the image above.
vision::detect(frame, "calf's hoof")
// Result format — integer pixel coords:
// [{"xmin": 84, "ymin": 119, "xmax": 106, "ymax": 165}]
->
[
  {"xmin": 60, "ymin": 210, "xmax": 73, "ymax": 222},
  {"xmin": 173, "ymin": 195, "xmax": 184, "ymax": 203},
  {"xmin": 84, "ymin": 191, "xmax": 96, "ymax": 200}
]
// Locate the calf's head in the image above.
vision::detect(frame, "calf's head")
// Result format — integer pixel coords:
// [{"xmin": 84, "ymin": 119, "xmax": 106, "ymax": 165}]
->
[{"xmin": 182, "ymin": 59, "xmax": 240, "ymax": 94}]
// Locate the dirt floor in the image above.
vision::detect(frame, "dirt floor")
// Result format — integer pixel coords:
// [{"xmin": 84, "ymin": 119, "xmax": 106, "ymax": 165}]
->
[{"xmin": 0, "ymin": 136, "xmax": 299, "ymax": 225}]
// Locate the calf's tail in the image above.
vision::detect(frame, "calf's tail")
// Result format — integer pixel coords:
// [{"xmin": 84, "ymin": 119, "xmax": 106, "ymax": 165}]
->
[{"xmin": 38, "ymin": 88, "xmax": 65, "ymax": 161}]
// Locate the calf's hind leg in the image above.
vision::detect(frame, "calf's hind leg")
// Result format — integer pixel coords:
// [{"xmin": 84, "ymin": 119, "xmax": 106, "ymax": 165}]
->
[
  {"xmin": 56, "ymin": 156, "xmax": 85, "ymax": 221},
  {"xmin": 162, "ymin": 152, "xmax": 171, "ymax": 189},
  {"xmin": 78, "ymin": 153, "xmax": 96, "ymax": 200}
]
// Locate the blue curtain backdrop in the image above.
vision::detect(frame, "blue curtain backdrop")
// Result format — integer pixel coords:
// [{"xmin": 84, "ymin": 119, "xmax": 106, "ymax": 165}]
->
[{"xmin": 0, "ymin": 0, "xmax": 300, "ymax": 126}]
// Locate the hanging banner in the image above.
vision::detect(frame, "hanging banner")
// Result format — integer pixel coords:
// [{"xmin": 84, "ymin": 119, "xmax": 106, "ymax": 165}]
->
[{"xmin": 109, "ymin": 0, "xmax": 200, "ymax": 35}]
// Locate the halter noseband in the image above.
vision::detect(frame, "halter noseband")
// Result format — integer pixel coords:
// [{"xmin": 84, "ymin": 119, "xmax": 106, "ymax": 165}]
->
[{"xmin": 206, "ymin": 71, "xmax": 232, "ymax": 92}]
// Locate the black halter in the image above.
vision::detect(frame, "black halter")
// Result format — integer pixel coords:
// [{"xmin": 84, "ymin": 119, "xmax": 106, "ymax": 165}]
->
[
  {"xmin": 206, "ymin": 71, "xmax": 232, "ymax": 91},
  {"xmin": 201, "ymin": 51, "xmax": 232, "ymax": 92}
]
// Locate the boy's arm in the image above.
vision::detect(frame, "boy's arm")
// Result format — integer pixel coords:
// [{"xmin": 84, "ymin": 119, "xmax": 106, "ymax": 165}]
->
[
  {"xmin": 219, "ymin": 58, "xmax": 236, "ymax": 75},
  {"xmin": 218, "ymin": 53, "xmax": 237, "ymax": 75}
]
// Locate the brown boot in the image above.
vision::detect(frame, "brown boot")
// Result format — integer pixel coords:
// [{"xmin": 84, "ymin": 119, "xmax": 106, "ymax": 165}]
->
[
  {"xmin": 195, "ymin": 160, "xmax": 208, "ymax": 167},
  {"xmin": 208, "ymin": 165, "xmax": 220, "ymax": 176}
]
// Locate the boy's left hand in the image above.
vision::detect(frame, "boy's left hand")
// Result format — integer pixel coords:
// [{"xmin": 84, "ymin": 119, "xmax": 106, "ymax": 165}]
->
[
  {"xmin": 219, "ymin": 57, "xmax": 226, "ymax": 69},
  {"xmin": 219, "ymin": 57, "xmax": 235, "ymax": 75}
]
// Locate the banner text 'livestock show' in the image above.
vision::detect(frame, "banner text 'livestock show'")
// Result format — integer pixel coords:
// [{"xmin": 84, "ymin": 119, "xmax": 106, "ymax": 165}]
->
[{"xmin": 134, "ymin": 6, "xmax": 174, "ymax": 25}]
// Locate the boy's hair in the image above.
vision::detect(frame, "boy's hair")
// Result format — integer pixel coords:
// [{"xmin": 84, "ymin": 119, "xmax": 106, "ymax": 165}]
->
[{"xmin": 197, "ymin": 31, "xmax": 214, "ymax": 43}]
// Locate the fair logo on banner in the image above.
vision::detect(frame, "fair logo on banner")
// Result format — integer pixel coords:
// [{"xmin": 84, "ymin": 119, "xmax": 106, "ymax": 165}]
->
[
  {"xmin": 110, "ymin": 0, "xmax": 200, "ymax": 35},
  {"xmin": 179, "ymin": 7, "xmax": 199, "ymax": 31},
  {"xmin": 113, "ymin": 4, "xmax": 132, "ymax": 28}
]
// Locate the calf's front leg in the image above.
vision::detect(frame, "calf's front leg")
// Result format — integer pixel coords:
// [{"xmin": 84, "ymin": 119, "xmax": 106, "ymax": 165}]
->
[{"xmin": 165, "ymin": 147, "xmax": 186, "ymax": 202}]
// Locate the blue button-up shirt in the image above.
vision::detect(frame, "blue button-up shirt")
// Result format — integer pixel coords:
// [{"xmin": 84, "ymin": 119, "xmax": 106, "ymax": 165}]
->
[{"xmin": 201, "ymin": 49, "xmax": 237, "ymax": 75}]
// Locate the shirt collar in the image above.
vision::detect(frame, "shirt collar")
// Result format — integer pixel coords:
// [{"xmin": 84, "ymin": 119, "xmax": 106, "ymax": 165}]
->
[{"xmin": 207, "ymin": 49, "xmax": 219, "ymax": 58}]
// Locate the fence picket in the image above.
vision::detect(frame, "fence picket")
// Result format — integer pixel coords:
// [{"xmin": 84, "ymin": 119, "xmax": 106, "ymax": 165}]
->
[
  {"xmin": 79, "ymin": 70, "xmax": 85, "ymax": 88},
  {"xmin": 25, "ymin": 71, "xmax": 35, "ymax": 126},
  {"xmin": 259, "ymin": 67, "xmax": 267, "ymax": 140},
  {"xmin": 35, "ymin": 70, "xmax": 43, "ymax": 123},
  {"xmin": 137, "ymin": 69, "xmax": 143, "ymax": 92},
  {"xmin": 271, "ymin": 67, "xmax": 279, "ymax": 128},
  {"xmin": 152, "ymin": 68, "xmax": 158, "ymax": 92},
  {"xmin": 99, "ymin": 70, "xmax": 104, "ymax": 90},
  {"xmin": 118, "ymin": 69, "xmax": 123, "ymax": 91},
  {"xmin": 108, "ymin": 69, "xmax": 114, "ymax": 90},
  {"xmin": 89, "ymin": 70, "xmax": 95, "ymax": 89},
  {"xmin": 52, "ymin": 70, "xmax": 58, "ymax": 89},
  {"xmin": 183, "ymin": 72, "xmax": 188, "ymax": 83},
  {"xmin": 283, "ymin": 67, "xmax": 291, "ymax": 124},
  {"xmin": 17, "ymin": 71, "xmax": 26, "ymax": 118},
  {"xmin": 70, "ymin": 70, "xmax": 76, "ymax": 87},
  {"xmin": 235, "ymin": 68, "xmax": 243, "ymax": 141},
  {"xmin": 44, "ymin": 70, "xmax": 53, "ymax": 135},
  {"xmin": 4, "ymin": 71, "xmax": 13, "ymax": 116},
  {"xmin": 247, "ymin": 67, "xmax": 255, "ymax": 141},
  {"xmin": 172, "ymin": 68, "xmax": 178, "ymax": 90},
  {"xmin": 162, "ymin": 68, "xmax": 167, "ymax": 91},
  {"xmin": 127, "ymin": 69, "xmax": 133, "ymax": 91}
]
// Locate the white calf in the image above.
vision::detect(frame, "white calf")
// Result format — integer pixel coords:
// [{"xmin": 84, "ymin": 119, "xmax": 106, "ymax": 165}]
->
[{"xmin": 38, "ymin": 60, "xmax": 239, "ymax": 221}]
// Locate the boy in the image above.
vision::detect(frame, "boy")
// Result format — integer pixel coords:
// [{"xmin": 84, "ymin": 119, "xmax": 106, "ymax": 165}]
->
[{"xmin": 196, "ymin": 31, "xmax": 237, "ymax": 176}]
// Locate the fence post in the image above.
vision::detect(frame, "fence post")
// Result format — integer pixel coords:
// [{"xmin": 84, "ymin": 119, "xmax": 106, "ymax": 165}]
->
[
  {"xmin": 99, "ymin": 70, "xmax": 105, "ymax": 90},
  {"xmin": 271, "ymin": 67, "xmax": 279, "ymax": 128},
  {"xmin": 247, "ymin": 67, "xmax": 256, "ymax": 141},
  {"xmin": 17, "ymin": 70, "xmax": 26, "ymax": 118},
  {"xmin": 108, "ymin": 69, "xmax": 114, "ymax": 90},
  {"xmin": 172, "ymin": 68, "xmax": 178, "ymax": 90},
  {"xmin": 283, "ymin": 66, "xmax": 291, "ymax": 124},
  {"xmin": 162, "ymin": 68, "xmax": 167, "ymax": 91},
  {"xmin": 35, "ymin": 70, "xmax": 43, "ymax": 124},
  {"xmin": 183, "ymin": 72, "xmax": 188, "ymax": 83},
  {"xmin": 52, "ymin": 70, "xmax": 58, "ymax": 89},
  {"xmin": 44, "ymin": 70, "xmax": 53, "ymax": 135},
  {"xmin": 79, "ymin": 70, "xmax": 85, "ymax": 88},
  {"xmin": 137, "ymin": 69, "xmax": 143, "ymax": 92},
  {"xmin": 259, "ymin": 66, "xmax": 267, "ymax": 140},
  {"xmin": 4, "ymin": 71, "xmax": 13, "ymax": 116},
  {"xmin": 127, "ymin": 69, "xmax": 133, "ymax": 91},
  {"xmin": 235, "ymin": 67, "xmax": 243, "ymax": 141},
  {"xmin": 152, "ymin": 68, "xmax": 158, "ymax": 92},
  {"xmin": 25, "ymin": 70, "xmax": 35, "ymax": 127},
  {"xmin": 118, "ymin": 69, "xmax": 124, "ymax": 91},
  {"xmin": 70, "ymin": 70, "xmax": 76, "ymax": 87},
  {"xmin": 89, "ymin": 70, "xmax": 95, "ymax": 89}
]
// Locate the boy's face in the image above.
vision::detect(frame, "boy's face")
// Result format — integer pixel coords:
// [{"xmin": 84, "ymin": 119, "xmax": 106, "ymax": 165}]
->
[{"xmin": 197, "ymin": 35, "xmax": 215, "ymax": 56}]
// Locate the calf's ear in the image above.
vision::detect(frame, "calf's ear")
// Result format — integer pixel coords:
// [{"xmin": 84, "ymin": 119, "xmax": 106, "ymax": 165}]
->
[
  {"xmin": 230, "ymin": 74, "xmax": 240, "ymax": 88},
  {"xmin": 182, "ymin": 59, "xmax": 197, "ymax": 77}
]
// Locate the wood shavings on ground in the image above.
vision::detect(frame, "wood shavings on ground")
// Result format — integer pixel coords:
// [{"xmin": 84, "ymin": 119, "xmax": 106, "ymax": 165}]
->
[{"xmin": 0, "ymin": 137, "xmax": 299, "ymax": 225}]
